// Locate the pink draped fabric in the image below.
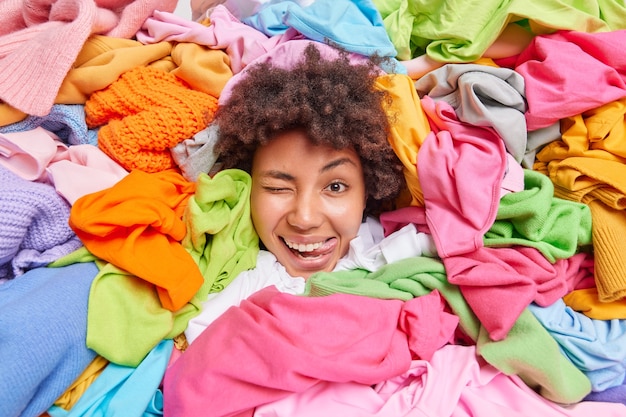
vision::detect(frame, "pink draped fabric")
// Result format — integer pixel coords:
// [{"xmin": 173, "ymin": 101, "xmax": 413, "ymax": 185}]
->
[{"xmin": 163, "ymin": 286, "xmax": 459, "ymax": 417}]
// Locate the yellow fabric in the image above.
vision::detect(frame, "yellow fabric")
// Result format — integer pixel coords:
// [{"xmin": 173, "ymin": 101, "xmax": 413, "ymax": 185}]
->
[
  {"xmin": 0, "ymin": 103, "xmax": 27, "ymax": 126},
  {"xmin": 56, "ymin": 35, "xmax": 174, "ymax": 105},
  {"xmin": 534, "ymin": 99, "xmax": 626, "ymax": 302},
  {"xmin": 53, "ymin": 356, "xmax": 109, "ymax": 411},
  {"xmin": 472, "ymin": 57, "xmax": 500, "ymax": 68},
  {"xmin": 547, "ymin": 157, "xmax": 626, "ymax": 302},
  {"xmin": 564, "ymin": 287, "xmax": 626, "ymax": 320},
  {"xmin": 374, "ymin": 73, "xmax": 431, "ymax": 207},
  {"xmin": 550, "ymin": 158, "xmax": 626, "ymax": 199},
  {"xmin": 169, "ymin": 42, "xmax": 233, "ymax": 99},
  {"xmin": 587, "ymin": 200, "xmax": 626, "ymax": 302},
  {"xmin": 57, "ymin": 35, "xmax": 233, "ymax": 107},
  {"xmin": 535, "ymin": 97, "xmax": 626, "ymax": 170}
]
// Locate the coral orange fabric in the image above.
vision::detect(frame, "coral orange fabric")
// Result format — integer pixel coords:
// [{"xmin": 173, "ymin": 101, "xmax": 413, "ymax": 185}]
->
[{"xmin": 69, "ymin": 169, "xmax": 201, "ymax": 311}]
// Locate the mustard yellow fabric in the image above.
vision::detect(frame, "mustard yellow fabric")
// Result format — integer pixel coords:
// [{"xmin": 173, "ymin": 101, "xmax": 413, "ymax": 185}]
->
[
  {"xmin": 535, "ymin": 98, "xmax": 626, "ymax": 302},
  {"xmin": 56, "ymin": 34, "xmax": 232, "ymax": 106},
  {"xmin": 53, "ymin": 356, "xmax": 109, "ymax": 411},
  {"xmin": 375, "ymin": 73, "xmax": 431, "ymax": 207},
  {"xmin": 564, "ymin": 287, "xmax": 626, "ymax": 320}
]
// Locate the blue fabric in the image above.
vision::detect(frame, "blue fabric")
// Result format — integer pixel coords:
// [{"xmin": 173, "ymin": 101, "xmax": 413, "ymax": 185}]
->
[
  {"xmin": 0, "ymin": 262, "xmax": 99, "ymax": 417},
  {"xmin": 47, "ymin": 340, "xmax": 173, "ymax": 417},
  {"xmin": 243, "ymin": 0, "xmax": 400, "ymax": 58},
  {"xmin": 241, "ymin": 0, "xmax": 291, "ymax": 36},
  {"xmin": 584, "ymin": 375, "xmax": 626, "ymax": 405},
  {"xmin": 0, "ymin": 104, "xmax": 98, "ymax": 146},
  {"xmin": 529, "ymin": 299, "xmax": 626, "ymax": 392}
]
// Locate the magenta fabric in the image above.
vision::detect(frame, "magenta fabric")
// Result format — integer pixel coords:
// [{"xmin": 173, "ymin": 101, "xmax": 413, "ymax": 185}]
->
[
  {"xmin": 417, "ymin": 96, "xmax": 506, "ymax": 258},
  {"xmin": 162, "ymin": 286, "xmax": 457, "ymax": 417},
  {"xmin": 443, "ymin": 247, "xmax": 592, "ymax": 341},
  {"xmin": 515, "ymin": 30, "xmax": 626, "ymax": 131},
  {"xmin": 397, "ymin": 289, "xmax": 459, "ymax": 361},
  {"xmin": 379, "ymin": 205, "xmax": 429, "ymax": 236}
]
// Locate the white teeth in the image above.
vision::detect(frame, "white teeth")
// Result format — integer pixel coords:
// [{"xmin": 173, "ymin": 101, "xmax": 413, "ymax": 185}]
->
[{"xmin": 285, "ymin": 240, "xmax": 324, "ymax": 252}]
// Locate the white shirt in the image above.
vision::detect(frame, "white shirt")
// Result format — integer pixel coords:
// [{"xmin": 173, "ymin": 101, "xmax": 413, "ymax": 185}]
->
[{"xmin": 185, "ymin": 217, "xmax": 437, "ymax": 344}]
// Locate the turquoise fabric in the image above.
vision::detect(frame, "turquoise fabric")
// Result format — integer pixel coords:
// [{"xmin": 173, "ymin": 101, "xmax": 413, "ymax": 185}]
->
[
  {"xmin": 244, "ymin": 0, "xmax": 399, "ymax": 57},
  {"xmin": 48, "ymin": 340, "xmax": 173, "ymax": 417}
]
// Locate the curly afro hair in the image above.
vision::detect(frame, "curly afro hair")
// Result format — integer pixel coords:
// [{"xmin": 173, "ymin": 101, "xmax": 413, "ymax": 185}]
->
[{"xmin": 214, "ymin": 43, "xmax": 405, "ymax": 215}]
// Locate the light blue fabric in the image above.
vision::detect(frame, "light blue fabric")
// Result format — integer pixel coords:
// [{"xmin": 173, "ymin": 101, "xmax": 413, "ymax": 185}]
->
[
  {"xmin": 48, "ymin": 340, "xmax": 173, "ymax": 417},
  {"xmin": 529, "ymin": 299, "xmax": 626, "ymax": 392},
  {"xmin": 0, "ymin": 104, "xmax": 98, "ymax": 146},
  {"xmin": 243, "ymin": 0, "xmax": 401, "ymax": 59},
  {"xmin": 241, "ymin": 0, "xmax": 292, "ymax": 36},
  {"xmin": 0, "ymin": 262, "xmax": 99, "ymax": 417}
]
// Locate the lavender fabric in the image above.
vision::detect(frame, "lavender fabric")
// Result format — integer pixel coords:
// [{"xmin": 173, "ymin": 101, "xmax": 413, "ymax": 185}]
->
[
  {"xmin": 584, "ymin": 377, "xmax": 626, "ymax": 405},
  {"xmin": 0, "ymin": 165, "xmax": 82, "ymax": 281}
]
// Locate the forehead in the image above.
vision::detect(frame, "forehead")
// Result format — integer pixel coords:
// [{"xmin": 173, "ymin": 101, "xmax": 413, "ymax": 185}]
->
[{"xmin": 252, "ymin": 130, "xmax": 362, "ymax": 174}]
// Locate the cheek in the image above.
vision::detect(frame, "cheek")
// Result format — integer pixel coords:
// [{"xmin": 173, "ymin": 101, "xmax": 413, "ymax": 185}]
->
[
  {"xmin": 250, "ymin": 189, "xmax": 283, "ymax": 246},
  {"xmin": 331, "ymin": 193, "xmax": 367, "ymax": 240},
  {"xmin": 250, "ymin": 191, "xmax": 269, "ymax": 231}
]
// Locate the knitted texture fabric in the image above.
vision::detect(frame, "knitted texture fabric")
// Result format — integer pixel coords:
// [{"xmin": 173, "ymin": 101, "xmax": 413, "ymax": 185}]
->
[
  {"xmin": 0, "ymin": 165, "xmax": 78, "ymax": 280},
  {"xmin": 0, "ymin": 104, "xmax": 97, "ymax": 145},
  {"xmin": 0, "ymin": 0, "xmax": 178, "ymax": 117},
  {"xmin": 587, "ymin": 200, "xmax": 626, "ymax": 303},
  {"xmin": 85, "ymin": 66, "xmax": 218, "ymax": 173}
]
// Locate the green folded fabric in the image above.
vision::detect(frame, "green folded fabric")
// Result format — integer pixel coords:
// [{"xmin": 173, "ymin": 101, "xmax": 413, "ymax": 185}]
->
[{"xmin": 485, "ymin": 169, "xmax": 592, "ymax": 262}]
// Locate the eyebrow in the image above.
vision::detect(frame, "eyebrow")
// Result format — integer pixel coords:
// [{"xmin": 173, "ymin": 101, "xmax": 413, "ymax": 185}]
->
[
  {"xmin": 320, "ymin": 157, "xmax": 357, "ymax": 173},
  {"xmin": 261, "ymin": 157, "xmax": 358, "ymax": 181}
]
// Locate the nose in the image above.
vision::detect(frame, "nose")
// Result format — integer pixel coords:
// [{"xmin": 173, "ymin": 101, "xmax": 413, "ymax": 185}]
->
[{"xmin": 286, "ymin": 191, "xmax": 323, "ymax": 231}]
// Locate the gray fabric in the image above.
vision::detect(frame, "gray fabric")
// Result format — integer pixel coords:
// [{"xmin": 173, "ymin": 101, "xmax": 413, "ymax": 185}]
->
[
  {"xmin": 171, "ymin": 123, "xmax": 221, "ymax": 182},
  {"xmin": 415, "ymin": 63, "xmax": 528, "ymax": 164},
  {"xmin": 524, "ymin": 122, "xmax": 561, "ymax": 169}
]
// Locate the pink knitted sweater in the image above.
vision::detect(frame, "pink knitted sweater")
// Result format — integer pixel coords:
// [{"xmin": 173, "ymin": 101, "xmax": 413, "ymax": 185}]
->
[{"xmin": 0, "ymin": 0, "xmax": 177, "ymax": 117}]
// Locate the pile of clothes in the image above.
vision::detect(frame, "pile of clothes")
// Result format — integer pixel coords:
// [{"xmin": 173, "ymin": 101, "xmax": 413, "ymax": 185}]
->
[{"xmin": 2, "ymin": 0, "xmax": 626, "ymax": 416}]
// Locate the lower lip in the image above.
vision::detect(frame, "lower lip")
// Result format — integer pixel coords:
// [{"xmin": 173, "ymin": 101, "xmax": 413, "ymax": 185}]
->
[
  {"xmin": 284, "ymin": 243, "xmax": 336, "ymax": 274},
  {"xmin": 289, "ymin": 248, "xmax": 333, "ymax": 270}
]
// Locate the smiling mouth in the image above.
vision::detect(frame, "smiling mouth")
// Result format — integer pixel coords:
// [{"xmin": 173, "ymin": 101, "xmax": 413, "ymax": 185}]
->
[{"xmin": 282, "ymin": 238, "xmax": 331, "ymax": 258}]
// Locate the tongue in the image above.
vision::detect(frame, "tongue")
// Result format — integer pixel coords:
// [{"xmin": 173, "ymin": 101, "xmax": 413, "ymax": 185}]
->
[{"xmin": 293, "ymin": 238, "xmax": 336, "ymax": 257}]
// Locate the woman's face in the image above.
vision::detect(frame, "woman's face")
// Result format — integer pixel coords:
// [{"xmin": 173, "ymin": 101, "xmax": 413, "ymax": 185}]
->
[{"xmin": 250, "ymin": 130, "xmax": 367, "ymax": 279}]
